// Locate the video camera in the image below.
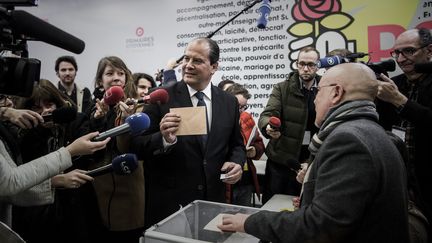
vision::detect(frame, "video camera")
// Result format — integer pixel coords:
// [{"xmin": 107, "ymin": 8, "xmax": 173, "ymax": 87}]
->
[{"xmin": 0, "ymin": 0, "xmax": 85, "ymax": 97}]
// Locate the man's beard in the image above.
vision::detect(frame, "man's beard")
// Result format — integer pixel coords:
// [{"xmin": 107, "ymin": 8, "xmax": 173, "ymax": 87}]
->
[{"xmin": 301, "ymin": 73, "xmax": 315, "ymax": 82}]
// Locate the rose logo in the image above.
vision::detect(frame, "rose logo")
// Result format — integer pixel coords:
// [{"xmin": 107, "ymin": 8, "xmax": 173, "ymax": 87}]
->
[
  {"xmin": 286, "ymin": 0, "xmax": 356, "ymax": 70},
  {"xmin": 289, "ymin": 0, "xmax": 352, "ymax": 37},
  {"xmin": 136, "ymin": 27, "xmax": 144, "ymax": 37},
  {"xmin": 293, "ymin": 0, "xmax": 341, "ymax": 21}
]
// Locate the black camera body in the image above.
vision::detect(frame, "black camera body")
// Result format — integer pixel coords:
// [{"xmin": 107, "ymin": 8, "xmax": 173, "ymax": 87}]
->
[
  {"xmin": 0, "ymin": 56, "xmax": 40, "ymax": 97},
  {"xmin": 0, "ymin": 1, "xmax": 40, "ymax": 97},
  {"xmin": 0, "ymin": 0, "xmax": 84, "ymax": 98}
]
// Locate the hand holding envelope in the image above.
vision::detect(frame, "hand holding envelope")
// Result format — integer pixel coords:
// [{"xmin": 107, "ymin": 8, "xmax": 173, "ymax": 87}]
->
[{"xmin": 170, "ymin": 106, "xmax": 207, "ymax": 136}]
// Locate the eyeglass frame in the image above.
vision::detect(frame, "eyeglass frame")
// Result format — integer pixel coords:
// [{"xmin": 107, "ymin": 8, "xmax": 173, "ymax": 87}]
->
[
  {"xmin": 390, "ymin": 44, "xmax": 429, "ymax": 59},
  {"xmin": 239, "ymin": 104, "xmax": 248, "ymax": 111},
  {"xmin": 296, "ymin": 61, "xmax": 317, "ymax": 69}
]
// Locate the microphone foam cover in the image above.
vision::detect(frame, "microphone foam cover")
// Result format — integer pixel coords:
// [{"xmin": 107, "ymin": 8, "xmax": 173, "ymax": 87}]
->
[
  {"xmin": 317, "ymin": 56, "xmax": 345, "ymax": 69},
  {"xmin": 125, "ymin": 112, "xmax": 151, "ymax": 136},
  {"xmin": 11, "ymin": 10, "xmax": 85, "ymax": 54},
  {"xmin": 103, "ymin": 86, "xmax": 124, "ymax": 105},
  {"xmin": 112, "ymin": 153, "xmax": 138, "ymax": 175},
  {"xmin": 149, "ymin": 89, "xmax": 169, "ymax": 104},
  {"xmin": 269, "ymin": 116, "xmax": 281, "ymax": 128},
  {"xmin": 51, "ymin": 106, "xmax": 77, "ymax": 123}
]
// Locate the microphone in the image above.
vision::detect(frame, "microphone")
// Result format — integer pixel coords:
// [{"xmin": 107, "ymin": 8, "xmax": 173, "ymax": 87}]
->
[
  {"xmin": 10, "ymin": 10, "xmax": 85, "ymax": 54},
  {"xmin": 414, "ymin": 62, "xmax": 432, "ymax": 73},
  {"xmin": 92, "ymin": 112, "xmax": 150, "ymax": 141},
  {"xmin": 316, "ymin": 55, "xmax": 347, "ymax": 69},
  {"xmin": 126, "ymin": 89, "xmax": 169, "ymax": 105},
  {"xmin": 87, "ymin": 153, "xmax": 138, "ymax": 177},
  {"xmin": 346, "ymin": 52, "xmax": 369, "ymax": 59},
  {"xmin": 103, "ymin": 86, "xmax": 124, "ymax": 105},
  {"xmin": 42, "ymin": 106, "xmax": 77, "ymax": 123},
  {"xmin": 269, "ymin": 116, "xmax": 281, "ymax": 131},
  {"xmin": 257, "ymin": 0, "xmax": 271, "ymax": 29}
]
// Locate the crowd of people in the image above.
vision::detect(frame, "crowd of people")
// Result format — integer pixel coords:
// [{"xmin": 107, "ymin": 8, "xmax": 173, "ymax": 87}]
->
[{"xmin": 0, "ymin": 27, "xmax": 431, "ymax": 243}]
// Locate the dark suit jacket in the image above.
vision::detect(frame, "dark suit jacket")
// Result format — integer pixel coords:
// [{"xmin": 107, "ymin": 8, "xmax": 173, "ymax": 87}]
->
[{"xmin": 132, "ymin": 81, "xmax": 246, "ymax": 227}]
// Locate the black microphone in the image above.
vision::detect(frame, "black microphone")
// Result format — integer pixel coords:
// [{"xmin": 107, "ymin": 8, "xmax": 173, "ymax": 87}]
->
[
  {"xmin": 316, "ymin": 55, "xmax": 347, "ymax": 69},
  {"xmin": 414, "ymin": 62, "xmax": 432, "ymax": 73},
  {"xmin": 257, "ymin": 0, "xmax": 271, "ymax": 29},
  {"xmin": 92, "ymin": 112, "xmax": 150, "ymax": 141},
  {"xmin": 9, "ymin": 10, "xmax": 85, "ymax": 54},
  {"xmin": 42, "ymin": 107, "xmax": 77, "ymax": 123},
  {"xmin": 346, "ymin": 52, "xmax": 369, "ymax": 59},
  {"xmin": 87, "ymin": 153, "xmax": 138, "ymax": 177}
]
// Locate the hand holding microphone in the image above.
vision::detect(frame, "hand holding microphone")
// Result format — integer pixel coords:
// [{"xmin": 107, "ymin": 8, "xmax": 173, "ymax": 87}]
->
[
  {"xmin": 92, "ymin": 112, "xmax": 151, "ymax": 142},
  {"xmin": 86, "ymin": 153, "xmax": 139, "ymax": 177},
  {"xmin": 266, "ymin": 116, "xmax": 281, "ymax": 139},
  {"xmin": 66, "ymin": 131, "xmax": 111, "ymax": 157},
  {"xmin": 94, "ymin": 86, "xmax": 125, "ymax": 119},
  {"xmin": 42, "ymin": 106, "xmax": 77, "ymax": 124},
  {"xmin": 125, "ymin": 89, "xmax": 169, "ymax": 106}
]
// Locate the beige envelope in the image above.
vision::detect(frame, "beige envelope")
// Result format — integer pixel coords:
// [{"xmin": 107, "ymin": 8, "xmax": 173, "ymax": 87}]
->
[{"xmin": 170, "ymin": 106, "xmax": 207, "ymax": 136}]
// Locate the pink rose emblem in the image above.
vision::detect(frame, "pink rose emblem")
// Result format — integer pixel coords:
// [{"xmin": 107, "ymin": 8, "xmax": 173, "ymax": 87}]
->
[{"xmin": 292, "ymin": 0, "xmax": 341, "ymax": 21}]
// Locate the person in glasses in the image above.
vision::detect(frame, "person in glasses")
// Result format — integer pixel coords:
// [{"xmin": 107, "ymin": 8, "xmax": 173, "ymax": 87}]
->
[
  {"xmin": 218, "ymin": 62, "xmax": 410, "ymax": 243},
  {"xmin": 258, "ymin": 46, "xmax": 321, "ymax": 203},
  {"xmin": 376, "ymin": 28, "xmax": 432, "ymax": 229}
]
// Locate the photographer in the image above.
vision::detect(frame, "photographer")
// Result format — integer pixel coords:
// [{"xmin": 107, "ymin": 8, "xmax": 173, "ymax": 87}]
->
[{"xmin": 376, "ymin": 28, "xmax": 432, "ymax": 240}]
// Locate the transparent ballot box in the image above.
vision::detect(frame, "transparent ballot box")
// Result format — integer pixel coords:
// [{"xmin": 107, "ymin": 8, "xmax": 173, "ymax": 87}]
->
[{"xmin": 141, "ymin": 200, "xmax": 261, "ymax": 243}]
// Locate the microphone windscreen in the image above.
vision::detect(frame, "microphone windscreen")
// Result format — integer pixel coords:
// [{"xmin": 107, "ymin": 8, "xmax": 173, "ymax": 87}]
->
[
  {"xmin": 103, "ymin": 86, "xmax": 124, "ymax": 105},
  {"xmin": 269, "ymin": 116, "xmax": 281, "ymax": 128},
  {"xmin": 257, "ymin": 0, "xmax": 271, "ymax": 29},
  {"xmin": 317, "ymin": 56, "xmax": 346, "ymax": 69},
  {"xmin": 125, "ymin": 112, "xmax": 151, "ymax": 136},
  {"xmin": 11, "ymin": 10, "xmax": 85, "ymax": 54},
  {"xmin": 43, "ymin": 106, "xmax": 77, "ymax": 123},
  {"xmin": 112, "ymin": 153, "xmax": 139, "ymax": 175},
  {"xmin": 414, "ymin": 62, "xmax": 432, "ymax": 73},
  {"xmin": 148, "ymin": 89, "xmax": 169, "ymax": 104}
]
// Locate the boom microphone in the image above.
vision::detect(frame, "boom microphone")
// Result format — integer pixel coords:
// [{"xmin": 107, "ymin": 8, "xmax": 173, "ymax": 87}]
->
[
  {"xmin": 126, "ymin": 89, "xmax": 169, "ymax": 105},
  {"xmin": 316, "ymin": 56, "xmax": 347, "ymax": 69},
  {"xmin": 92, "ymin": 112, "xmax": 150, "ymax": 141},
  {"xmin": 42, "ymin": 106, "xmax": 77, "ymax": 123},
  {"xmin": 87, "ymin": 153, "xmax": 138, "ymax": 177},
  {"xmin": 10, "ymin": 10, "xmax": 85, "ymax": 54},
  {"xmin": 103, "ymin": 86, "xmax": 124, "ymax": 105},
  {"xmin": 414, "ymin": 62, "xmax": 432, "ymax": 73},
  {"xmin": 346, "ymin": 52, "xmax": 369, "ymax": 59},
  {"xmin": 257, "ymin": 0, "xmax": 271, "ymax": 29},
  {"xmin": 269, "ymin": 116, "xmax": 281, "ymax": 131}
]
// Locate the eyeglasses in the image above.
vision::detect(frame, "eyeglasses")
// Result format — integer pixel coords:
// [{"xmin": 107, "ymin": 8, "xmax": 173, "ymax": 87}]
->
[
  {"xmin": 316, "ymin": 83, "xmax": 337, "ymax": 92},
  {"xmin": 297, "ymin": 61, "xmax": 317, "ymax": 69},
  {"xmin": 0, "ymin": 94, "xmax": 11, "ymax": 101},
  {"xmin": 390, "ymin": 44, "xmax": 428, "ymax": 59},
  {"xmin": 239, "ymin": 104, "xmax": 248, "ymax": 111}
]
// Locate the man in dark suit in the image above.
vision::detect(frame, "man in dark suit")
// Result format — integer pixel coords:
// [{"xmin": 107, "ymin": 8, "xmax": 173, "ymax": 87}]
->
[{"xmin": 131, "ymin": 37, "xmax": 245, "ymax": 228}]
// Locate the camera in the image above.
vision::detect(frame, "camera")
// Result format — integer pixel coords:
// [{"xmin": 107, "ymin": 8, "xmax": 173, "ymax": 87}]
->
[
  {"xmin": 0, "ymin": 0, "xmax": 84, "ymax": 97},
  {"xmin": 0, "ymin": 0, "xmax": 40, "ymax": 97},
  {"xmin": 365, "ymin": 59, "xmax": 396, "ymax": 74}
]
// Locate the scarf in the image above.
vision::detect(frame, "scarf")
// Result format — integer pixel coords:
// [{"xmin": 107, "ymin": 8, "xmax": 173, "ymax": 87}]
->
[
  {"xmin": 300, "ymin": 100, "xmax": 378, "ymax": 196},
  {"xmin": 308, "ymin": 100, "xmax": 378, "ymax": 160}
]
